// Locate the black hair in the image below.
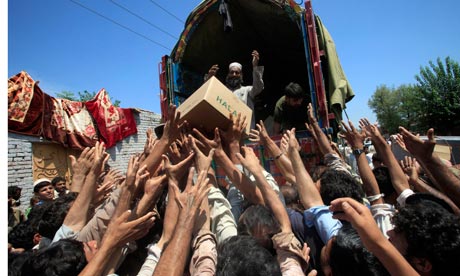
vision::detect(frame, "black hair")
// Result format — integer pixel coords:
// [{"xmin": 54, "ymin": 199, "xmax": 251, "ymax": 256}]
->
[
  {"xmin": 238, "ymin": 204, "xmax": 280, "ymax": 252},
  {"xmin": 9, "ymin": 203, "xmax": 50, "ymax": 250},
  {"xmin": 372, "ymin": 167, "xmax": 396, "ymax": 197},
  {"xmin": 392, "ymin": 199, "xmax": 460, "ymax": 275},
  {"xmin": 216, "ymin": 235, "xmax": 282, "ymax": 276},
  {"xmin": 280, "ymin": 185, "xmax": 299, "ymax": 206},
  {"xmin": 405, "ymin": 193, "xmax": 454, "ymax": 214},
  {"xmin": 8, "ymin": 221, "xmax": 36, "ymax": 250},
  {"xmin": 284, "ymin": 82, "xmax": 305, "ymax": 99},
  {"xmin": 38, "ymin": 192, "xmax": 78, "ymax": 240},
  {"xmin": 9, "ymin": 250, "xmax": 34, "ymax": 276},
  {"xmin": 19, "ymin": 239, "xmax": 87, "ymax": 276},
  {"xmin": 8, "ymin": 186, "xmax": 22, "ymax": 199},
  {"xmin": 309, "ymin": 164, "xmax": 327, "ymax": 182},
  {"xmin": 330, "ymin": 224, "xmax": 390, "ymax": 276},
  {"xmin": 320, "ymin": 170, "xmax": 365, "ymax": 205},
  {"xmin": 51, "ymin": 176, "xmax": 66, "ymax": 186}
]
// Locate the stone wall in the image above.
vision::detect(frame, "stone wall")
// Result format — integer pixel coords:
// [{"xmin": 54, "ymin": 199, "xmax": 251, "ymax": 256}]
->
[{"xmin": 8, "ymin": 109, "xmax": 161, "ymax": 212}]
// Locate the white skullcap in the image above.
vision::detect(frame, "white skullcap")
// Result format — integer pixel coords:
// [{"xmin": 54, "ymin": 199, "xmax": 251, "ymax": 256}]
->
[
  {"xmin": 33, "ymin": 178, "xmax": 51, "ymax": 188},
  {"xmin": 229, "ymin": 62, "xmax": 242, "ymax": 71}
]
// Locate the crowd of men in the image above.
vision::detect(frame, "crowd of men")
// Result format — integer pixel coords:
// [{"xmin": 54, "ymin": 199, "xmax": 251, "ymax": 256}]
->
[{"xmin": 7, "ymin": 51, "xmax": 460, "ymax": 276}]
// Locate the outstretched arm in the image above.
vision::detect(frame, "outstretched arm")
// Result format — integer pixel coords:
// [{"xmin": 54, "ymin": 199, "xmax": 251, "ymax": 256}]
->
[
  {"xmin": 250, "ymin": 50, "xmax": 264, "ymax": 98},
  {"xmin": 64, "ymin": 141, "xmax": 108, "ymax": 232},
  {"xmin": 307, "ymin": 103, "xmax": 334, "ymax": 157},
  {"xmin": 141, "ymin": 105, "xmax": 183, "ymax": 175},
  {"xmin": 79, "ymin": 211, "xmax": 155, "ymax": 276},
  {"xmin": 340, "ymin": 120, "xmax": 383, "ymax": 205},
  {"xmin": 401, "ymin": 156, "xmax": 460, "ymax": 215},
  {"xmin": 360, "ymin": 119, "xmax": 410, "ymax": 196},
  {"xmin": 236, "ymin": 146, "xmax": 291, "ymax": 232},
  {"xmin": 249, "ymin": 120, "xmax": 296, "ymax": 184},
  {"xmin": 69, "ymin": 147, "xmax": 93, "ymax": 193},
  {"xmin": 330, "ymin": 198, "xmax": 419, "ymax": 276},
  {"xmin": 193, "ymin": 127, "xmax": 264, "ymax": 205},
  {"xmin": 154, "ymin": 169, "xmax": 211, "ymax": 276},
  {"xmin": 285, "ymin": 128, "xmax": 323, "ymax": 209},
  {"xmin": 399, "ymin": 127, "xmax": 460, "ymax": 207}
]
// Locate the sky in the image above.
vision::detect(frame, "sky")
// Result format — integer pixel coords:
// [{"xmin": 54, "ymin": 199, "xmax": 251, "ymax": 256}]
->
[{"xmin": 7, "ymin": 0, "xmax": 460, "ymax": 125}]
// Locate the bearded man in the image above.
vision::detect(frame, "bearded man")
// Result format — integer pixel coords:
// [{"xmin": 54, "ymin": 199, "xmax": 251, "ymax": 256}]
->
[{"xmin": 205, "ymin": 50, "xmax": 264, "ymax": 129}]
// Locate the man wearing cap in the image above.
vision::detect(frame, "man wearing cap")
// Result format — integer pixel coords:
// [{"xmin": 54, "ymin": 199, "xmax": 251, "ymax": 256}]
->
[
  {"xmin": 205, "ymin": 50, "xmax": 264, "ymax": 128},
  {"xmin": 33, "ymin": 178, "xmax": 55, "ymax": 205}
]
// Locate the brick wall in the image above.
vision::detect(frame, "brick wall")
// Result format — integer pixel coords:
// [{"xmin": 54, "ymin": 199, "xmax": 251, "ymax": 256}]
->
[
  {"xmin": 8, "ymin": 109, "xmax": 161, "ymax": 212},
  {"xmin": 105, "ymin": 110, "xmax": 162, "ymax": 172}
]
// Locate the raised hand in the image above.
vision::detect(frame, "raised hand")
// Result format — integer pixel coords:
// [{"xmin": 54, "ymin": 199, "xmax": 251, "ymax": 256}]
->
[
  {"xmin": 142, "ymin": 128, "xmax": 158, "ymax": 158},
  {"xmin": 221, "ymin": 113, "xmax": 247, "ymax": 144},
  {"xmin": 284, "ymin": 128, "xmax": 300, "ymax": 154},
  {"xmin": 143, "ymin": 174, "xmax": 167, "ymax": 197},
  {"xmin": 170, "ymin": 168, "xmax": 211, "ymax": 212},
  {"xmin": 207, "ymin": 64, "xmax": 219, "ymax": 78},
  {"xmin": 249, "ymin": 120, "xmax": 271, "ymax": 145},
  {"xmin": 162, "ymin": 152, "xmax": 195, "ymax": 189},
  {"xmin": 400, "ymin": 156, "xmax": 419, "ymax": 183},
  {"xmin": 93, "ymin": 180, "xmax": 115, "ymax": 207},
  {"xmin": 125, "ymin": 154, "xmax": 142, "ymax": 189},
  {"xmin": 252, "ymin": 50, "xmax": 260, "ymax": 67},
  {"xmin": 248, "ymin": 128, "xmax": 261, "ymax": 144},
  {"xmin": 235, "ymin": 146, "xmax": 262, "ymax": 174},
  {"xmin": 90, "ymin": 141, "xmax": 109, "ymax": 178},
  {"xmin": 162, "ymin": 104, "xmax": 183, "ymax": 143},
  {"xmin": 359, "ymin": 118, "xmax": 382, "ymax": 141},
  {"xmin": 103, "ymin": 210, "xmax": 156, "ymax": 247},
  {"xmin": 393, "ymin": 134, "xmax": 408, "ymax": 152},
  {"xmin": 188, "ymin": 135, "xmax": 215, "ymax": 174},
  {"xmin": 70, "ymin": 146, "xmax": 95, "ymax": 176},
  {"xmin": 307, "ymin": 103, "xmax": 317, "ymax": 125},
  {"xmin": 339, "ymin": 120, "xmax": 366, "ymax": 149},
  {"xmin": 101, "ymin": 169, "xmax": 125, "ymax": 187},
  {"xmin": 167, "ymin": 140, "xmax": 186, "ymax": 165},
  {"xmin": 399, "ymin": 127, "xmax": 436, "ymax": 162},
  {"xmin": 193, "ymin": 127, "xmax": 223, "ymax": 154},
  {"xmin": 280, "ymin": 134, "xmax": 289, "ymax": 154},
  {"xmin": 134, "ymin": 164, "xmax": 150, "ymax": 192}
]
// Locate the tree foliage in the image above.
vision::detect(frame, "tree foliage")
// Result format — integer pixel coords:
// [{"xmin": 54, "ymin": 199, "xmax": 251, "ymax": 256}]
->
[
  {"xmin": 368, "ymin": 84, "xmax": 419, "ymax": 134},
  {"xmin": 368, "ymin": 57, "xmax": 460, "ymax": 135},
  {"xmin": 415, "ymin": 57, "xmax": 460, "ymax": 135},
  {"xmin": 56, "ymin": 90, "xmax": 121, "ymax": 107}
]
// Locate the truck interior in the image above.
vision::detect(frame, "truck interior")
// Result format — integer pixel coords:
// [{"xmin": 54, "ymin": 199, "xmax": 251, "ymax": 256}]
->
[
  {"xmin": 166, "ymin": 0, "xmax": 311, "ymax": 121},
  {"xmin": 160, "ymin": 0, "xmax": 353, "ymax": 135}
]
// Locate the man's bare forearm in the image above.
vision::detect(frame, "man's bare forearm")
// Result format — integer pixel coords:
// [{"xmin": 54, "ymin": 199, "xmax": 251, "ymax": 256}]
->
[
  {"xmin": 356, "ymin": 152, "xmax": 384, "ymax": 204},
  {"xmin": 154, "ymin": 211, "xmax": 196, "ymax": 276},
  {"xmin": 214, "ymin": 150, "xmax": 264, "ymax": 205},
  {"xmin": 288, "ymin": 149, "xmax": 323, "ymax": 209},
  {"xmin": 141, "ymin": 138, "xmax": 169, "ymax": 175},
  {"xmin": 417, "ymin": 155, "xmax": 460, "ymax": 207},
  {"xmin": 372, "ymin": 136, "xmax": 410, "ymax": 195},
  {"xmin": 64, "ymin": 169, "xmax": 99, "ymax": 232}
]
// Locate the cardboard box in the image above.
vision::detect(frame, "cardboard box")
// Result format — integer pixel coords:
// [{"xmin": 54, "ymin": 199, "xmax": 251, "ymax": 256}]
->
[{"xmin": 177, "ymin": 76, "xmax": 252, "ymax": 134}]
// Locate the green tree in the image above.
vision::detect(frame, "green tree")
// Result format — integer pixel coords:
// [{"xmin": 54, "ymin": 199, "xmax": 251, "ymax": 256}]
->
[
  {"xmin": 415, "ymin": 56, "xmax": 460, "ymax": 135},
  {"xmin": 56, "ymin": 91, "xmax": 78, "ymax": 101},
  {"xmin": 368, "ymin": 85, "xmax": 402, "ymax": 134},
  {"xmin": 396, "ymin": 84, "xmax": 421, "ymax": 131},
  {"xmin": 56, "ymin": 90, "xmax": 121, "ymax": 107}
]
